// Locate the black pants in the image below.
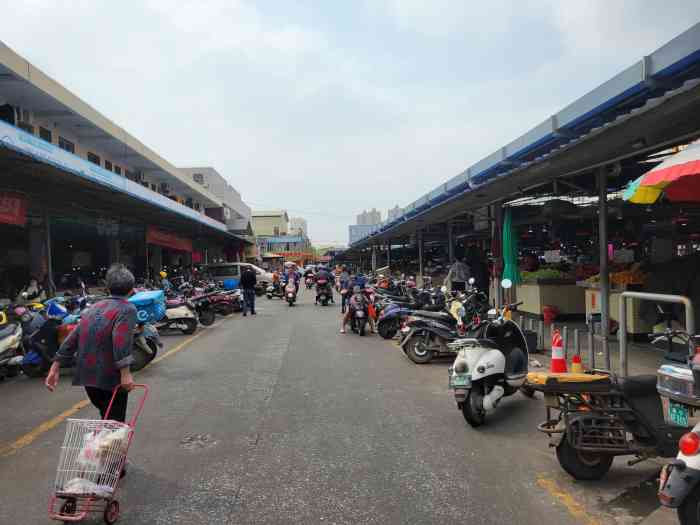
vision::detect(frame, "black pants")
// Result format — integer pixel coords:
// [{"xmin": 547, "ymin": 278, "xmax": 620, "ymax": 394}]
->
[
  {"xmin": 243, "ymin": 288, "xmax": 256, "ymax": 315},
  {"xmin": 85, "ymin": 386, "xmax": 128, "ymax": 423}
]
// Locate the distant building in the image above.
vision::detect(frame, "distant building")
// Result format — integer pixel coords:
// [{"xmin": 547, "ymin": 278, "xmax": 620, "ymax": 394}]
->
[
  {"xmin": 387, "ymin": 205, "xmax": 402, "ymax": 221},
  {"xmin": 356, "ymin": 208, "xmax": 381, "ymax": 226},
  {"xmin": 180, "ymin": 167, "xmax": 252, "ymax": 235},
  {"xmin": 252, "ymin": 210, "xmax": 289, "ymax": 236},
  {"xmin": 289, "ymin": 217, "xmax": 308, "ymax": 236},
  {"xmin": 349, "ymin": 224, "xmax": 379, "ymax": 245}
]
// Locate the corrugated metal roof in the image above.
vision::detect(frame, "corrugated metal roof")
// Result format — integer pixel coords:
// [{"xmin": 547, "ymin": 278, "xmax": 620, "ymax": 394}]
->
[{"xmin": 352, "ymin": 22, "xmax": 700, "ymax": 247}]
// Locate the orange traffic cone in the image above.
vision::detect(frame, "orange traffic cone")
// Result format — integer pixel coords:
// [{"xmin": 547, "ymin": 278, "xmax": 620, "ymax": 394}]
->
[
  {"xmin": 570, "ymin": 354, "xmax": 583, "ymax": 373},
  {"xmin": 550, "ymin": 329, "xmax": 567, "ymax": 373}
]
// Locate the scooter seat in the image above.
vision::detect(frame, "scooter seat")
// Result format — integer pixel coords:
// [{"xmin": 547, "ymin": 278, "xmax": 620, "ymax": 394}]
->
[
  {"xmin": 0, "ymin": 323, "xmax": 18, "ymax": 338},
  {"xmin": 166, "ymin": 303, "xmax": 184, "ymax": 310},
  {"xmin": 617, "ymin": 374, "xmax": 664, "ymax": 428},
  {"xmin": 413, "ymin": 310, "xmax": 451, "ymax": 321}
]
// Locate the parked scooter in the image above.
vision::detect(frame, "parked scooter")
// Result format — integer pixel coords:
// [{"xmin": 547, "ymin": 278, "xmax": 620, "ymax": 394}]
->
[
  {"xmin": 448, "ymin": 279, "xmax": 529, "ymax": 427},
  {"xmin": 267, "ymin": 282, "xmax": 284, "ymax": 300},
  {"xmin": 349, "ymin": 287, "xmax": 369, "ymax": 336},
  {"xmin": 0, "ymin": 315, "xmax": 23, "ymax": 379},
  {"xmin": 130, "ymin": 322, "xmax": 162, "ymax": 370},
  {"xmin": 159, "ymin": 300, "xmax": 198, "ymax": 334}
]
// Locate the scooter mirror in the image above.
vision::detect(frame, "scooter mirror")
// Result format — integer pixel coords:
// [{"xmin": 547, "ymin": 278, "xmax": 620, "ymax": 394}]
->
[
  {"xmin": 440, "ymin": 286, "xmax": 447, "ymax": 293},
  {"xmin": 501, "ymin": 278, "xmax": 513, "ymax": 289},
  {"xmin": 21, "ymin": 291, "xmax": 28, "ymax": 299},
  {"xmin": 468, "ymin": 277, "xmax": 475, "ymax": 285}
]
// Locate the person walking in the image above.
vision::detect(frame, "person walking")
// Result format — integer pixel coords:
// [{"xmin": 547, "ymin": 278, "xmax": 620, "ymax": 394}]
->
[
  {"xmin": 45, "ymin": 263, "xmax": 137, "ymax": 425},
  {"xmin": 240, "ymin": 265, "xmax": 257, "ymax": 316},
  {"xmin": 446, "ymin": 256, "xmax": 471, "ymax": 292}
]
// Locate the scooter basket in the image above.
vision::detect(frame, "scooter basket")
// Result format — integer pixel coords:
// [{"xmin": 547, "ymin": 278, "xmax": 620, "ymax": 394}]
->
[{"xmin": 129, "ymin": 290, "xmax": 166, "ymax": 323}]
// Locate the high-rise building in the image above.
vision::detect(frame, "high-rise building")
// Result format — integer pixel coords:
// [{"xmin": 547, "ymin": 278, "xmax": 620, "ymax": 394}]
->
[
  {"xmin": 387, "ymin": 205, "xmax": 402, "ymax": 221},
  {"xmin": 356, "ymin": 208, "xmax": 381, "ymax": 225},
  {"xmin": 289, "ymin": 217, "xmax": 308, "ymax": 236}
]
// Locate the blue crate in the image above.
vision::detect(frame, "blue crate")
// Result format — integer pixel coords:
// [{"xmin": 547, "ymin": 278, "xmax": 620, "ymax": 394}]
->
[{"xmin": 129, "ymin": 290, "xmax": 166, "ymax": 323}]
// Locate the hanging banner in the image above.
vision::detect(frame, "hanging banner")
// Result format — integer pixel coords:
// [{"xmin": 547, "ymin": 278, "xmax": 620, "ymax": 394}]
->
[
  {"xmin": 146, "ymin": 226, "xmax": 193, "ymax": 252},
  {"xmin": 0, "ymin": 192, "xmax": 27, "ymax": 226}
]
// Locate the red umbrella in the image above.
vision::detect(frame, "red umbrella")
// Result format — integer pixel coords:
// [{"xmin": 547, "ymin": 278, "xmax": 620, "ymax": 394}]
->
[{"xmin": 624, "ymin": 139, "xmax": 700, "ymax": 203}]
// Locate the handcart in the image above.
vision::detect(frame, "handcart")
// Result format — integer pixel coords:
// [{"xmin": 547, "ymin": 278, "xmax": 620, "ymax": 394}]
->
[{"xmin": 48, "ymin": 385, "xmax": 149, "ymax": 523}]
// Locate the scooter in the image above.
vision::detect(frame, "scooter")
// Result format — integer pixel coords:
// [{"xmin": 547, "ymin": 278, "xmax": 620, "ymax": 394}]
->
[
  {"xmin": 448, "ymin": 279, "xmax": 529, "ymax": 427},
  {"xmin": 349, "ymin": 289, "xmax": 369, "ymax": 336},
  {"xmin": 267, "ymin": 282, "xmax": 284, "ymax": 300},
  {"xmin": 130, "ymin": 322, "xmax": 162, "ymax": 370},
  {"xmin": 158, "ymin": 300, "xmax": 198, "ymax": 334},
  {"xmin": 316, "ymin": 278, "xmax": 333, "ymax": 306},
  {"xmin": 0, "ymin": 317, "xmax": 23, "ymax": 379},
  {"xmin": 285, "ymin": 281, "xmax": 298, "ymax": 307},
  {"xmin": 305, "ymin": 276, "xmax": 315, "ymax": 290}
]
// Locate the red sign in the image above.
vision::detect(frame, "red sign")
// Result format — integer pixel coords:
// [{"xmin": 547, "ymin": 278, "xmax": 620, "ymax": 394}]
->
[
  {"xmin": 0, "ymin": 192, "xmax": 27, "ymax": 226},
  {"xmin": 146, "ymin": 226, "xmax": 193, "ymax": 252}
]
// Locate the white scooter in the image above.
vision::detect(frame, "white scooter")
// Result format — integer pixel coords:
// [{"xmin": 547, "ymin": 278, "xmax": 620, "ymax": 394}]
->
[
  {"xmin": 285, "ymin": 282, "xmax": 297, "ymax": 307},
  {"xmin": 157, "ymin": 301, "xmax": 198, "ymax": 335},
  {"xmin": 448, "ymin": 279, "xmax": 530, "ymax": 427}
]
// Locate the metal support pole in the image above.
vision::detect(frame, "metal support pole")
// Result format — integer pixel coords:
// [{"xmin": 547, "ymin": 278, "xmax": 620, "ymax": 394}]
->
[
  {"xmin": 619, "ymin": 292, "xmax": 695, "ymax": 377},
  {"xmin": 538, "ymin": 320, "xmax": 544, "ymax": 352},
  {"xmin": 562, "ymin": 325, "xmax": 569, "ymax": 359},
  {"xmin": 494, "ymin": 202, "xmax": 503, "ymax": 308},
  {"xmin": 371, "ymin": 245, "xmax": 377, "ymax": 272},
  {"xmin": 417, "ymin": 230, "xmax": 424, "ymax": 287},
  {"xmin": 574, "ymin": 329, "xmax": 580, "ymax": 357},
  {"xmin": 587, "ymin": 325, "xmax": 595, "ymax": 370},
  {"xmin": 387, "ymin": 242, "xmax": 391, "ymax": 270},
  {"xmin": 447, "ymin": 221, "xmax": 455, "ymax": 263},
  {"xmin": 44, "ymin": 209, "xmax": 55, "ymax": 296},
  {"xmin": 598, "ymin": 168, "xmax": 611, "ymax": 370}
]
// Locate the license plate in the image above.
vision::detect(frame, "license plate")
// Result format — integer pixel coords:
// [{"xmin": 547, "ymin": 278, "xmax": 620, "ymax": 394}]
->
[
  {"xmin": 670, "ymin": 401, "xmax": 689, "ymax": 427},
  {"xmin": 452, "ymin": 375, "xmax": 469, "ymax": 387}
]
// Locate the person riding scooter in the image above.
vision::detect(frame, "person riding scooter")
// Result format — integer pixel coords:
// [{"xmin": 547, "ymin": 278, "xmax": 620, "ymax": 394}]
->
[{"xmin": 315, "ymin": 265, "xmax": 335, "ymax": 305}]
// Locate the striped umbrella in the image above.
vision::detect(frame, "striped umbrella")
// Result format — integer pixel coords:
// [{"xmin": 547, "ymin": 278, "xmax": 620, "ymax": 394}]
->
[{"xmin": 624, "ymin": 139, "xmax": 700, "ymax": 204}]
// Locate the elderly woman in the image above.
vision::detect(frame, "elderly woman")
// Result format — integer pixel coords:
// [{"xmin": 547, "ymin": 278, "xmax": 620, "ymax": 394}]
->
[{"xmin": 45, "ymin": 263, "xmax": 137, "ymax": 423}]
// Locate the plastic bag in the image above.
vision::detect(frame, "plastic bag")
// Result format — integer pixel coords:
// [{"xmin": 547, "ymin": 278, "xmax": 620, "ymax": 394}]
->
[
  {"xmin": 77, "ymin": 427, "xmax": 129, "ymax": 469},
  {"xmin": 64, "ymin": 477, "xmax": 113, "ymax": 497}
]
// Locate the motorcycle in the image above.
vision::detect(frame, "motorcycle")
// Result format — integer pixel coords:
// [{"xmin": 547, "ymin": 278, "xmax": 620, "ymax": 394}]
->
[
  {"xmin": 0, "ymin": 312, "xmax": 23, "ymax": 379},
  {"xmin": 189, "ymin": 294, "xmax": 216, "ymax": 326},
  {"xmin": 285, "ymin": 281, "xmax": 297, "ymax": 307},
  {"xmin": 316, "ymin": 278, "xmax": 333, "ymax": 306},
  {"xmin": 305, "ymin": 275, "xmax": 315, "ymax": 289},
  {"xmin": 158, "ymin": 300, "xmax": 198, "ymax": 334},
  {"xmin": 209, "ymin": 289, "xmax": 242, "ymax": 315},
  {"xmin": 448, "ymin": 279, "xmax": 529, "ymax": 427}
]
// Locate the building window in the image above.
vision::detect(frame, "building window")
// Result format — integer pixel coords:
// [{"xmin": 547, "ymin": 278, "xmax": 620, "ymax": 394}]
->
[
  {"xmin": 87, "ymin": 152, "xmax": 101, "ymax": 165},
  {"xmin": 194, "ymin": 202, "xmax": 200, "ymax": 211},
  {"xmin": 150, "ymin": 183, "xmax": 157, "ymax": 192},
  {"xmin": 104, "ymin": 160, "xmax": 112, "ymax": 171},
  {"xmin": 58, "ymin": 136, "xmax": 75, "ymax": 154},
  {"xmin": 39, "ymin": 127, "xmax": 52, "ymax": 143},
  {"xmin": 193, "ymin": 173, "xmax": 204, "ymax": 184},
  {"xmin": 114, "ymin": 165, "xmax": 122, "ymax": 175},
  {"xmin": 185, "ymin": 197, "xmax": 193, "ymax": 208},
  {"xmin": 273, "ymin": 227, "xmax": 280, "ymax": 236},
  {"xmin": 141, "ymin": 181, "xmax": 149, "ymax": 188}
]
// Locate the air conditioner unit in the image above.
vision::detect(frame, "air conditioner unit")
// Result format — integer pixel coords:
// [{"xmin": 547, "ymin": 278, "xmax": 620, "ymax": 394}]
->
[{"xmin": 193, "ymin": 173, "xmax": 204, "ymax": 185}]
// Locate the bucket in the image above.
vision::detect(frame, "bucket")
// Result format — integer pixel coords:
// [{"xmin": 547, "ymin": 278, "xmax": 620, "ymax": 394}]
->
[{"xmin": 542, "ymin": 305, "xmax": 559, "ymax": 324}]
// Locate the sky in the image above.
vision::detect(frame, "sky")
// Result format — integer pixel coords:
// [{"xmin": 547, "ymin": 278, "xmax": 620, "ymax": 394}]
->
[{"xmin": 2, "ymin": 1, "xmax": 699, "ymax": 245}]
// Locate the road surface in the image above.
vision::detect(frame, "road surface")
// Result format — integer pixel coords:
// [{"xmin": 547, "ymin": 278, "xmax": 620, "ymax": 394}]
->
[{"xmin": 0, "ymin": 290, "xmax": 665, "ymax": 524}]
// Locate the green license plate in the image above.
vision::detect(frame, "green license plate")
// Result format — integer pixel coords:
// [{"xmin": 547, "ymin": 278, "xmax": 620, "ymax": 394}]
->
[
  {"xmin": 452, "ymin": 375, "xmax": 469, "ymax": 387},
  {"xmin": 670, "ymin": 401, "xmax": 689, "ymax": 427}
]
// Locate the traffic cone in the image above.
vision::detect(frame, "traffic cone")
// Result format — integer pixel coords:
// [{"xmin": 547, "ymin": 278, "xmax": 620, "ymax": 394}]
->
[
  {"xmin": 550, "ymin": 329, "xmax": 567, "ymax": 373},
  {"xmin": 570, "ymin": 354, "xmax": 583, "ymax": 373}
]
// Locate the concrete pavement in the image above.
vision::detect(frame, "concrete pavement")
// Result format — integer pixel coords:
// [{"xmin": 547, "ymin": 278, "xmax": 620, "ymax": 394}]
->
[{"xmin": 0, "ymin": 290, "xmax": 674, "ymax": 524}]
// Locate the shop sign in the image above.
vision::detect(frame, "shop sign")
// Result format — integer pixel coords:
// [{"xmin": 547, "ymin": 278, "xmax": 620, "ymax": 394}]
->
[
  {"xmin": 543, "ymin": 250, "xmax": 561, "ymax": 263},
  {"xmin": 146, "ymin": 226, "xmax": 193, "ymax": 252},
  {"xmin": 271, "ymin": 251, "xmax": 313, "ymax": 258},
  {"xmin": 0, "ymin": 192, "xmax": 27, "ymax": 226},
  {"xmin": 96, "ymin": 217, "xmax": 119, "ymax": 237}
]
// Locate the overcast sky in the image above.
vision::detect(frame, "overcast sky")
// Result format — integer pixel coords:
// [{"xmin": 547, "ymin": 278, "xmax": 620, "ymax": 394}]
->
[{"xmin": 3, "ymin": 2, "xmax": 699, "ymax": 244}]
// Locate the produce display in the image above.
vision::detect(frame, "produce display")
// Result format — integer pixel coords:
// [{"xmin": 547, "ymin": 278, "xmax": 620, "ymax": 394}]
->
[
  {"xmin": 583, "ymin": 263, "xmax": 646, "ymax": 287},
  {"xmin": 520, "ymin": 268, "xmax": 572, "ymax": 282}
]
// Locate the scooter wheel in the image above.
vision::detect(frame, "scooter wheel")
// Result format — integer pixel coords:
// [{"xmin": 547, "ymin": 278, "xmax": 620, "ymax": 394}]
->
[
  {"xmin": 378, "ymin": 320, "xmax": 397, "ymax": 340},
  {"xmin": 21, "ymin": 362, "xmax": 46, "ymax": 378},
  {"xmin": 181, "ymin": 319, "xmax": 198, "ymax": 335},
  {"xmin": 404, "ymin": 335, "xmax": 433, "ymax": 364},
  {"xmin": 104, "ymin": 500, "xmax": 120, "ymax": 525},
  {"xmin": 267, "ymin": 295, "xmax": 272, "ymax": 300},
  {"xmin": 199, "ymin": 309, "xmax": 216, "ymax": 326},
  {"xmin": 555, "ymin": 431, "xmax": 612, "ymax": 480},
  {"xmin": 462, "ymin": 389, "xmax": 486, "ymax": 427},
  {"xmin": 678, "ymin": 484, "xmax": 700, "ymax": 525}
]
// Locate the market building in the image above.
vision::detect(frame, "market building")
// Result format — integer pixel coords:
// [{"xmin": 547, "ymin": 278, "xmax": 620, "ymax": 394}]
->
[
  {"xmin": 345, "ymin": 23, "xmax": 700, "ymax": 369},
  {"xmin": 0, "ymin": 40, "xmax": 251, "ymax": 298},
  {"xmin": 252, "ymin": 210, "xmax": 314, "ymax": 266}
]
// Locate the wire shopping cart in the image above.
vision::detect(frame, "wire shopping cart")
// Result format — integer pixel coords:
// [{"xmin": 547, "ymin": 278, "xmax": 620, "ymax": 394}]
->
[{"xmin": 48, "ymin": 384, "xmax": 149, "ymax": 524}]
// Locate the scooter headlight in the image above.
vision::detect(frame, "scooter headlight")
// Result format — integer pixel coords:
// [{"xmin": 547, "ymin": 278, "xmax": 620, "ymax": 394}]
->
[{"xmin": 680, "ymin": 432, "xmax": 700, "ymax": 456}]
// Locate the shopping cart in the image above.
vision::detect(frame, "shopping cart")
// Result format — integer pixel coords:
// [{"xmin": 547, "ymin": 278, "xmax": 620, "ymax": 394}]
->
[{"xmin": 48, "ymin": 385, "xmax": 149, "ymax": 524}]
